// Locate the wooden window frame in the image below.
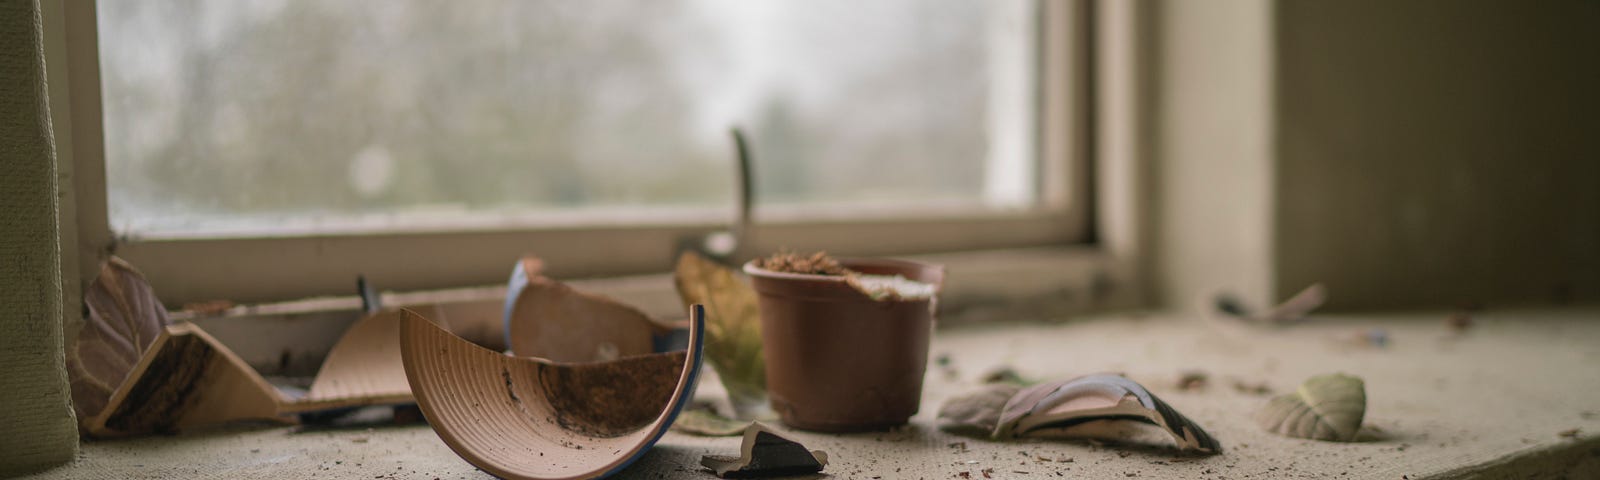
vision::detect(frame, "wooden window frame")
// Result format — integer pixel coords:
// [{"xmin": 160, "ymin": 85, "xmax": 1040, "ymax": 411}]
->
[{"xmin": 45, "ymin": 1, "xmax": 1104, "ymax": 307}]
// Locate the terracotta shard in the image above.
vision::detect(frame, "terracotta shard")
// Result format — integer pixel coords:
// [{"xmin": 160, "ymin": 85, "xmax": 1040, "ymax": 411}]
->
[
  {"xmin": 84, "ymin": 323, "xmax": 293, "ymax": 437},
  {"xmin": 67, "ymin": 257, "xmax": 170, "ymax": 427},
  {"xmin": 281, "ymin": 309, "xmax": 415, "ymax": 413},
  {"xmin": 994, "ymin": 374, "xmax": 1221, "ymax": 453},
  {"xmin": 505, "ymin": 258, "xmax": 678, "ymax": 361},
  {"xmin": 401, "ymin": 304, "xmax": 706, "ymax": 479},
  {"xmin": 700, "ymin": 422, "xmax": 829, "ymax": 478}
]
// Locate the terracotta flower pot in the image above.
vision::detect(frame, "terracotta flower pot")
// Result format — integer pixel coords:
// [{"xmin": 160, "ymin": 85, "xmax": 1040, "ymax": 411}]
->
[{"xmin": 743, "ymin": 258, "xmax": 944, "ymax": 432}]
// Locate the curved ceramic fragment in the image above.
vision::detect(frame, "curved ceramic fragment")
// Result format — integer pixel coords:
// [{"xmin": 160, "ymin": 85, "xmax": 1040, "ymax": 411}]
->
[
  {"xmin": 84, "ymin": 323, "xmax": 293, "ymax": 437},
  {"xmin": 403, "ymin": 304, "xmax": 706, "ymax": 479},
  {"xmin": 504, "ymin": 257, "xmax": 682, "ymax": 361},
  {"xmin": 995, "ymin": 374, "xmax": 1221, "ymax": 453},
  {"xmin": 1255, "ymin": 373, "xmax": 1366, "ymax": 442},
  {"xmin": 67, "ymin": 257, "xmax": 170, "ymax": 427},
  {"xmin": 282, "ymin": 309, "xmax": 414, "ymax": 413}
]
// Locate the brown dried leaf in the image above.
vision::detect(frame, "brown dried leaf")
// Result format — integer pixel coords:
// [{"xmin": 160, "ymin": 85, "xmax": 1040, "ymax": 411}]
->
[{"xmin": 67, "ymin": 257, "xmax": 170, "ymax": 424}]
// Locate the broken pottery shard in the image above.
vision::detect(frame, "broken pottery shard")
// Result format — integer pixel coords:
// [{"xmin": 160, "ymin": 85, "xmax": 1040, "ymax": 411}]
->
[
  {"xmin": 1255, "ymin": 373, "xmax": 1366, "ymax": 442},
  {"xmin": 401, "ymin": 304, "xmax": 706, "ymax": 480},
  {"xmin": 67, "ymin": 257, "xmax": 171, "ymax": 427},
  {"xmin": 672, "ymin": 408, "xmax": 754, "ymax": 437},
  {"xmin": 281, "ymin": 309, "xmax": 416, "ymax": 413},
  {"xmin": 83, "ymin": 323, "xmax": 293, "ymax": 437},
  {"xmin": 504, "ymin": 257, "xmax": 679, "ymax": 361},
  {"xmin": 936, "ymin": 383, "xmax": 1022, "ymax": 436},
  {"xmin": 700, "ymin": 422, "xmax": 829, "ymax": 478},
  {"xmin": 673, "ymin": 251, "xmax": 767, "ymax": 410},
  {"xmin": 994, "ymin": 374, "xmax": 1221, "ymax": 453}
]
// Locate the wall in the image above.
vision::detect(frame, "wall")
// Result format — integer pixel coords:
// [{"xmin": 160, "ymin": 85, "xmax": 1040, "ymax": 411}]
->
[
  {"xmin": 1148, "ymin": 0, "xmax": 1278, "ymax": 310},
  {"xmin": 1148, "ymin": 0, "xmax": 1599, "ymax": 311},
  {"xmin": 1275, "ymin": 0, "xmax": 1600, "ymax": 309},
  {"xmin": 0, "ymin": 0, "xmax": 79, "ymax": 474}
]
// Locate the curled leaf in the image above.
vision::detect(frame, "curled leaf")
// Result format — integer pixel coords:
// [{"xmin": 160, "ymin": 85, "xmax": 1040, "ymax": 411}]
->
[
  {"xmin": 673, "ymin": 251, "xmax": 767, "ymax": 411},
  {"xmin": 672, "ymin": 408, "xmax": 754, "ymax": 437},
  {"xmin": 994, "ymin": 374, "xmax": 1221, "ymax": 453},
  {"xmin": 67, "ymin": 257, "xmax": 170, "ymax": 427},
  {"xmin": 1255, "ymin": 373, "xmax": 1366, "ymax": 442},
  {"xmin": 935, "ymin": 383, "xmax": 1021, "ymax": 436}
]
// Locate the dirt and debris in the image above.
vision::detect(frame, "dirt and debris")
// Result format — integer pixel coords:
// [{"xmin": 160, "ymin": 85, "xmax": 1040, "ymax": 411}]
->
[
  {"xmin": 1446, "ymin": 312, "xmax": 1473, "ymax": 333},
  {"xmin": 1558, "ymin": 428, "xmax": 1580, "ymax": 439},
  {"xmin": 1230, "ymin": 379, "xmax": 1273, "ymax": 396},
  {"xmin": 755, "ymin": 250, "xmax": 849, "ymax": 276},
  {"xmin": 980, "ymin": 366, "xmax": 1028, "ymax": 386},
  {"xmin": 1177, "ymin": 371, "xmax": 1209, "ymax": 391}
]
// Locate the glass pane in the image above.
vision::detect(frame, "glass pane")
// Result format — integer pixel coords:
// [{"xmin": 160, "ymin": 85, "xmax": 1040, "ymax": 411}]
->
[{"xmin": 98, "ymin": 0, "xmax": 1039, "ymax": 236}]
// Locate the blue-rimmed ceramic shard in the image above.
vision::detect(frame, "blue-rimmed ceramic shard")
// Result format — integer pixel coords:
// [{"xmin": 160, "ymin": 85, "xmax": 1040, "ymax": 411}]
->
[{"xmin": 403, "ymin": 305, "xmax": 706, "ymax": 479}]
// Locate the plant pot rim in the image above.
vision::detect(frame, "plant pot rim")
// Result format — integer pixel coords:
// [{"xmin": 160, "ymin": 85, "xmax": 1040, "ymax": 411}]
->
[{"xmin": 741, "ymin": 257, "xmax": 941, "ymax": 282}]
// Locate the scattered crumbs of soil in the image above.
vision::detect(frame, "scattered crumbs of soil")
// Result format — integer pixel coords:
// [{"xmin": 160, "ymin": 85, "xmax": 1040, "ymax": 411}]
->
[
  {"xmin": 1012, "ymin": 471, "xmax": 1030, "ymax": 475},
  {"xmin": 351, "ymin": 437, "xmax": 369, "ymax": 444},
  {"xmin": 1446, "ymin": 312, "xmax": 1472, "ymax": 333},
  {"xmin": 958, "ymin": 472, "xmax": 971, "ymax": 479},
  {"xmin": 981, "ymin": 468, "xmax": 995, "ymax": 478},
  {"xmin": 755, "ymin": 250, "xmax": 849, "ymax": 276},
  {"xmin": 1178, "ymin": 371, "xmax": 1209, "ymax": 391},
  {"xmin": 1230, "ymin": 379, "xmax": 1273, "ymax": 396},
  {"xmin": 981, "ymin": 366, "xmax": 1026, "ymax": 385},
  {"xmin": 1117, "ymin": 451, "xmax": 1132, "ymax": 458},
  {"xmin": 1559, "ymin": 428, "xmax": 1580, "ymax": 439}
]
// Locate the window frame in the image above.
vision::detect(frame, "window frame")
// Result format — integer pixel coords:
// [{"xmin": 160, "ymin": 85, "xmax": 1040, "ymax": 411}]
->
[{"xmin": 48, "ymin": 0, "xmax": 1093, "ymax": 306}]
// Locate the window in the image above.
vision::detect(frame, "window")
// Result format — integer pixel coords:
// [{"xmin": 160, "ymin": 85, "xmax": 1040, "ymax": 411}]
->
[{"xmin": 54, "ymin": 1, "xmax": 1089, "ymax": 305}]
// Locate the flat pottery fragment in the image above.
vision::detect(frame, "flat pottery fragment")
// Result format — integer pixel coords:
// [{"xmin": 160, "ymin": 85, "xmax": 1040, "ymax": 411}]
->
[
  {"xmin": 281, "ymin": 309, "xmax": 416, "ymax": 413},
  {"xmin": 994, "ymin": 374, "xmax": 1221, "ymax": 453},
  {"xmin": 402, "ymin": 304, "xmax": 706, "ymax": 479},
  {"xmin": 505, "ymin": 257, "xmax": 681, "ymax": 361},
  {"xmin": 700, "ymin": 422, "xmax": 829, "ymax": 478},
  {"xmin": 67, "ymin": 257, "xmax": 170, "ymax": 428},
  {"xmin": 84, "ymin": 323, "xmax": 293, "ymax": 437},
  {"xmin": 1255, "ymin": 373, "xmax": 1366, "ymax": 442}
]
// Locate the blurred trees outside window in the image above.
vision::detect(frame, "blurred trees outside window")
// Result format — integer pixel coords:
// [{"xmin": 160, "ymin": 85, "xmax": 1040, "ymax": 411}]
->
[{"xmin": 98, "ymin": 0, "xmax": 1039, "ymax": 236}]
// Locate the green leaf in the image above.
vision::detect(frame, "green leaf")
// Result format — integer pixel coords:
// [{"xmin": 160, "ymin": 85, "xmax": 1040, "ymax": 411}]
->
[
  {"xmin": 1255, "ymin": 373, "xmax": 1366, "ymax": 442},
  {"xmin": 673, "ymin": 252, "xmax": 767, "ymax": 411}
]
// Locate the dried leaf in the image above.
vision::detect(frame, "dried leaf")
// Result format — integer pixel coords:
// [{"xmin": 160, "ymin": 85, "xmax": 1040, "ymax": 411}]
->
[
  {"xmin": 67, "ymin": 257, "xmax": 170, "ymax": 426},
  {"xmin": 936, "ymin": 383, "xmax": 1022, "ymax": 436},
  {"xmin": 674, "ymin": 251, "xmax": 767, "ymax": 406},
  {"xmin": 672, "ymin": 408, "xmax": 754, "ymax": 436},
  {"xmin": 993, "ymin": 374, "xmax": 1221, "ymax": 453},
  {"xmin": 1255, "ymin": 373, "xmax": 1366, "ymax": 442}
]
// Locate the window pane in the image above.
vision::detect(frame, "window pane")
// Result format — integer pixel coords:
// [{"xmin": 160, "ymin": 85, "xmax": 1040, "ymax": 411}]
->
[{"xmin": 98, "ymin": 0, "xmax": 1039, "ymax": 236}]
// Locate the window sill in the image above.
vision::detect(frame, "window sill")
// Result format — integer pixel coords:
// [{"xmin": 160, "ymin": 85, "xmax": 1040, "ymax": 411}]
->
[
  {"xmin": 179, "ymin": 245, "xmax": 1135, "ymax": 376},
  {"xmin": 37, "ymin": 307, "xmax": 1600, "ymax": 479}
]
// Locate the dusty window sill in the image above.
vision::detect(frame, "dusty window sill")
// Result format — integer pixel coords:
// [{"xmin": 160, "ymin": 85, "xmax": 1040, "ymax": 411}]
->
[
  {"xmin": 32, "ymin": 307, "xmax": 1600, "ymax": 479},
  {"xmin": 176, "ymin": 246, "xmax": 1134, "ymax": 376}
]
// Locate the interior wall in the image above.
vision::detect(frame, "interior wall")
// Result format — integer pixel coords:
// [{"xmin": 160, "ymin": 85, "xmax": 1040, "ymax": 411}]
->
[
  {"xmin": 1275, "ymin": 0, "xmax": 1600, "ymax": 309},
  {"xmin": 1149, "ymin": 0, "xmax": 1278, "ymax": 310}
]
